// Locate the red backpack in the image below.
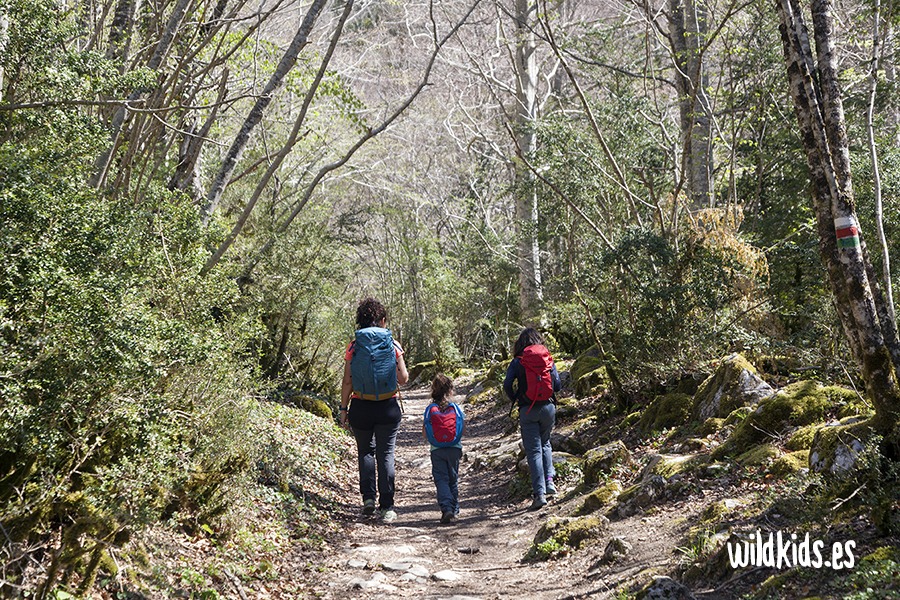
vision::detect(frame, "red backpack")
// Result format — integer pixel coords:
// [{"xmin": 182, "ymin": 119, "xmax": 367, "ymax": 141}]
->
[{"xmin": 519, "ymin": 344, "xmax": 555, "ymax": 412}]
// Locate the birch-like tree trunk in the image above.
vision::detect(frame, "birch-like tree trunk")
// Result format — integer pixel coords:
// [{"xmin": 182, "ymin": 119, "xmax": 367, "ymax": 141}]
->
[
  {"xmin": 776, "ymin": 0, "xmax": 900, "ymax": 431},
  {"xmin": 201, "ymin": 0, "xmax": 328, "ymax": 224},
  {"xmin": 670, "ymin": 0, "xmax": 713, "ymax": 210},
  {"xmin": 0, "ymin": 12, "xmax": 7, "ymax": 103},
  {"xmin": 513, "ymin": 0, "xmax": 543, "ymax": 322}
]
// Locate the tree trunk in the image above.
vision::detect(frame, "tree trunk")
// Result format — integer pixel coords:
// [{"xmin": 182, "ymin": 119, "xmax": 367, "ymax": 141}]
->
[
  {"xmin": 201, "ymin": 0, "xmax": 329, "ymax": 224},
  {"xmin": 513, "ymin": 0, "xmax": 543, "ymax": 322},
  {"xmin": 775, "ymin": 0, "xmax": 900, "ymax": 431},
  {"xmin": 670, "ymin": 0, "xmax": 713, "ymax": 210}
]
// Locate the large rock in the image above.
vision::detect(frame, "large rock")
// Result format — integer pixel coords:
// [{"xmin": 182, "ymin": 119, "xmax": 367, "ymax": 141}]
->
[
  {"xmin": 809, "ymin": 420, "xmax": 871, "ymax": 475},
  {"xmin": 570, "ymin": 346, "xmax": 606, "ymax": 398},
  {"xmin": 639, "ymin": 393, "xmax": 694, "ymax": 432},
  {"xmin": 583, "ymin": 441, "xmax": 633, "ymax": 485},
  {"xmin": 615, "ymin": 475, "xmax": 667, "ymax": 518},
  {"xmin": 692, "ymin": 354, "xmax": 773, "ymax": 420},
  {"xmin": 576, "ymin": 481, "xmax": 623, "ymax": 515},
  {"xmin": 713, "ymin": 381, "xmax": 849, "ymax": 458},
  {"xmin": 637, "ymin": 576, "xmax": 696, "ymax": 600}
]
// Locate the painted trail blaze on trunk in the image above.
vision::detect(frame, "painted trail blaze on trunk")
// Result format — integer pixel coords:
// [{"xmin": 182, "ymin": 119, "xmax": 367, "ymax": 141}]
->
[{"xmin": 834, "ymin": 216, "xmax": 860, "ymax": 249}]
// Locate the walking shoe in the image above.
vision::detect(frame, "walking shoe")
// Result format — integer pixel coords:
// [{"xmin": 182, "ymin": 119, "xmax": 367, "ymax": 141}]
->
[
  {"xmin": 362, "ymin": 499, "xmax": 376, "ymax": 515},
  {"xmin": 529, "ymin": 495, "xmax": 547, "ymax": 511},
  {"xmin": 380, "ymin": 508, "xmax": 397, "ymax": 523},
  {"xmin": 440, "ymin": 511, "xmax": 457, "ymax": 524},
  {"xmin": 545, "ymin": 477, "xmax": 557, "ymax": 497}
]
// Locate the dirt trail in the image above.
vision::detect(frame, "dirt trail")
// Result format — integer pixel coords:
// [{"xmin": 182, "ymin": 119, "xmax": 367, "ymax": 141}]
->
[{"xmin": 310, "ymin": 387, "xmax": 703, "ymax": 600}]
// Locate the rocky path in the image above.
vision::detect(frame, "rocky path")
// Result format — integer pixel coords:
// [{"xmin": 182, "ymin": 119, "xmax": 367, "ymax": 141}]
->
[{"xmin": 311, "ymin": 387, "xmax": 701, "ymax": 600}]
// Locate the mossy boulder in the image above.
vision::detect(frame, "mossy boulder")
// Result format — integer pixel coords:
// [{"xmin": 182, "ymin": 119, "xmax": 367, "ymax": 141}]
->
[
  {"xmin": 723, "ymin": 406, "xmax": 753, "ymax": 426},
  {"xmin": 570, "ymin": 346, "xmax": 602, "ymax": 382},
  {"xmin": 769, "ymin": 450, "xmax": 809, "ymax": 478},
  {"xmin": 615, "ymin": 475, "xmax": 667, "ymax": 518},
  {"xmin": 639, "ymin": 393, "xmax": 694, "ymax": 432},
  {"xmin": 736, "ymin": 443, "xmax": 780, "ymax": 467},
  {"xmin": 533, "ymin": 515, "xmax": 609, "ymax": 548},
  {"xmin": 693, "ymin": 354, "xmax": 773, "ymax": 420},
  {"xmin": 713, "ymin": 381, "xmax": 839, "ymax": 458},
  {"xmin": 785, "ymin": 424, "xmax": 822, "ymax": 451},
  {"xmin": 467, "ymin": 382, "xmax": 502, "ymax": 405},
  {"xmin": 575, "ymin": 481, "xmax": 623, "ymax": 515},
  {"xmin": 583, "ymin": 441, "xmax": 633, "ymax": 484},
  {"xmin": 527, "ymin": 515, "xmax": 609, "ymax": 561},
  {"xmin": 808, "ymin": 419, "xmax": 873, "ymax": 475},
  {"xmin": 408, "ymin": 360, "xmax": 439, "ymax": 384},
  {"xmin": 698, "ymin": 418, "xmax": 725, "ymax": 436},
  {"xmin": 641, "ymin": 453, "xmax": 702, "ymax": 480},
  {"xmin": 570, "ymin": 347, "xmax": 606, "ymax": 397},
  {"xmin": 297, "ymin": 395, "xmax": 333, "ymax": 420}
]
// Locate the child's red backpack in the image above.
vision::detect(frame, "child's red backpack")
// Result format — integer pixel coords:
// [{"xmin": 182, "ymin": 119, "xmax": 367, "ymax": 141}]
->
[
  {"xmin": 424, "ymin": 403, "xmax": 464, "ymax": 447},
  {"xmin": 519, "ymin": 344, "xmax": 555, "ymax": 412}
]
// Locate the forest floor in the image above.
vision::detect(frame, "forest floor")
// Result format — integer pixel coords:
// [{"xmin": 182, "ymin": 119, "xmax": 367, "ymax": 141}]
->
[{"xmin": 296, "ymin": 386, "xmax": 747, "ymax": 600}]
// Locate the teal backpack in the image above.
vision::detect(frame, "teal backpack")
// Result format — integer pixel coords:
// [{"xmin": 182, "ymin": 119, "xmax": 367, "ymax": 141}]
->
[{"xmin": 350, "ymin": 327, "xmax": 398, "ymax": 400}]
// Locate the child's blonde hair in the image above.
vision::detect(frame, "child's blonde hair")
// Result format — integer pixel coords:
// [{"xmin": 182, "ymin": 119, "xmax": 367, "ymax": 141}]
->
[{"xmin": 431, "ymin": 373, "xmax": 454, "ymax": 408}]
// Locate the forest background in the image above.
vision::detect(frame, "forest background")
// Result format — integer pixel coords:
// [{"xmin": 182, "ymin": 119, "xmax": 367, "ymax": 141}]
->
[{"xmin": 2, "ymin": 0, "xmax": 900, "ymax": 596}]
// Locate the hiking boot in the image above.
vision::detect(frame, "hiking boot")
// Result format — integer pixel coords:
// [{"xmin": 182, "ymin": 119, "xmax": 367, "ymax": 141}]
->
[
  {"xmin": 545, "ymin": 477, "xmax": 557, "ymax": 497},
  {"xmin": 362, "ymin": 499, "xmax": 376, "ymax": 516},
  {"xmin": 440, "ymin": 511, "xmax": 457, "ymax": 524},
  {"xmin": 529, "ymin": 495, "xmax": 547, "ymax": 511},
  {"xmin": 380, "ymin": 508, "xmax": 397, "ymax": 523}
]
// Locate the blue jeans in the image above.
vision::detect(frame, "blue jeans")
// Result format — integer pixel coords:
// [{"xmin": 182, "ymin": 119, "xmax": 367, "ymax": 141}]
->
[
  {"xmin": 349, "ymin": 397, "xmax": 402, "ymax": 510},
  {"xmin": 520, "ymin": 401, "xmax": 556, "ymax": 498},
  {"xmin": 430, "ymin": 446, "xmax": 462, "ymax": 514}
]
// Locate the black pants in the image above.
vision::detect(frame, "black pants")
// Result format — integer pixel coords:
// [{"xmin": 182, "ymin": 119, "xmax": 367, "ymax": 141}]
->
[{"xmin": 348, "ymin": 397, "xmax": 402, "ymax": 510}]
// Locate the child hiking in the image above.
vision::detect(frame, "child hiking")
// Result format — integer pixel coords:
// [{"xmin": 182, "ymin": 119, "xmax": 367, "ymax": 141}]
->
[
  {"xmin": 503, "ymin": 327, "xmax": 561, "ymax": 510},
  {"xmin": 422, "ymin": 374, "xmax": 464, "ymax": 524}
]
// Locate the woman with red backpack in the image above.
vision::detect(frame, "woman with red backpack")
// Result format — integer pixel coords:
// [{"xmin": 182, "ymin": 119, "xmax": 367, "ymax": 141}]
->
[{"xmin": 503, "ymin": 327, "xmax": 561, "ymax": 510}]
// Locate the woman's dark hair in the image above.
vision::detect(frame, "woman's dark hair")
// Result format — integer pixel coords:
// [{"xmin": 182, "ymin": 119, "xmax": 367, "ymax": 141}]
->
[
  {"xmin": 356, "ymin": 297, "xmax": 387, "ymax": 329},
  {"xmin": 513, "ymin": 327, "xmax": 545, "ymax": 356},
  {"xmin": 431, "ymin": 373, "xmax": 454, "ymax": 408}
]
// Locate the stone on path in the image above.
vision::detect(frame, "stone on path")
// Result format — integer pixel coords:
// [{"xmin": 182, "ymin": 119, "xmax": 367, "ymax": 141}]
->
[
  {"xmin": 638, "ymin": 576, "xmax": 696, "ymax": 600},
  {"xmin": 382, "ymin": 561, "xmax": 412, "ymax": 572},
  {"xmin": 345, "ymin": 558, "xmax": 367, "ymax": 569},
  {"xmin": 432, "ymin": 569, "xmax": 462, "ymax": 582}
]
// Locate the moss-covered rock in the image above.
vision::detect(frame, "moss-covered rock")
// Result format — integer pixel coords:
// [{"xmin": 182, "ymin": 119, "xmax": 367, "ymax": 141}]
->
[
  {"xmin": 808, "ymin": 419, "xmax": 874, "ymax": 475},
  {"xmin": 623, "ymin": 411, "xmax": 643, "ymax": 428},
  {"xmin": 723, "ymin": 406, "xmax": 753, "ymax": 426},
  {"xmin": 575, "ymin": 481, "xmax": 623, "ymax": 515},
  {"xmin": 698, "ymin": 418, "xmax": 725, "ymax": 436},
  {"xmin": 714, "ymin": 381, "xmax": 840, "ymax": 458},
  {"xmin": 615, "ymin": 475, "xmax": 667, "ymax": 518},
  {"xmin": 527, "ymin": 515, "xmax": 609, "ymax": 561},
  {"xmin": 641, "ymin": 453, "xmax": 702, "ymax": 480},
  {"xmin": 699, "ymin": 500, "xmax": 734, "ymax": 525},
  {"xmin": 583, "ymin": 441, "xmax": 632, "ymax": 484},
  {"xmin": 769, "ymin": 450, "xmax": 809, "ymax": 478},
  {"xmin": 639, "ymin": 393, "xmax": 694, "ymax": 432},
  {"xmin": 736, "ymin": 443, "xmax": 780, "ymax": 467},
  {"xmin": 467, "ymin": 383, "xmax": 502, "ymax": 405},
  {"xmin": 570, "ymin": 347, "xmax": 606, "ymax": 398},
  {"xmin": 693, "ymin": 353, "xmax": 774, "ymax": 420},
  {"xmin": 785, "ymin": 424, "xmax": 821, "ymax": 451},
  {"xmin": 408, "ymin": 360, "xmax": 439, "ymax": 384},
  {"xmin": 298, "ymin": 395, "xmax": 333, "ymax": 420},
  {"xmin": 570, "ymin": 346, "xmax": 602, "ymax": 382}
]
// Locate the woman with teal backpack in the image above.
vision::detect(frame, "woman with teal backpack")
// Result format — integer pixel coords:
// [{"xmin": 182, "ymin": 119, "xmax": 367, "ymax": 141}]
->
[
  {"xmin": 422, "ymin": 374, "xmax": 464, "ymax": 524},
  {"xmin": 340, "ymin": 298, "xmax": 409, "ymax": 523}
]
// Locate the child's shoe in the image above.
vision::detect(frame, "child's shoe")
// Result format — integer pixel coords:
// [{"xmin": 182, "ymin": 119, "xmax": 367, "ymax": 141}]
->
[
  {"xmin": 440, "ymin": 511, "xmax": 457, "ymax": 524},
  {"xmin": 362, "ymin": 499, "xmax": 376, "ymax": 515},
  {"xmin": 545, "ymin": 477, "xmax": 557, "ymax": 497},
  {"xmin": 380, "ymin": 508, "xmax": 397, "ymax": 523}
]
